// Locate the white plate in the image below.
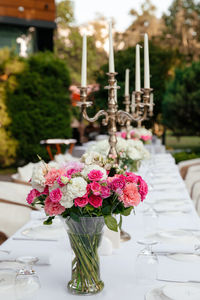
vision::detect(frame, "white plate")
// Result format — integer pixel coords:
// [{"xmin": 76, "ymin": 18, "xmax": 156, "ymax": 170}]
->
[
  {"xmin": 168, "ymin": 253, "xmax": 200, "ymax": 263},
  {"xmin": 163, "ymin": 283, "xmax": 200, "ymax": 300},
  {"xmin": 21, "ymin": 223, "xmax": 65, "ymax": 239},
  {"xmin": 146, "ymin": 230, "xmax": 200, "ymax": 244}
]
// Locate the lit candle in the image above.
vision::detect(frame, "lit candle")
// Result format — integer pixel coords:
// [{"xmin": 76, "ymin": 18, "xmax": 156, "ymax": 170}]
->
[
  {"xmin": 109, "ymin": 21, "xmax": 115, "ymax": 73},
  {"xmin": 144, "ymin": 33, "xmax": 150, "ymax": 89},
  {"xmin": 125, "ymin": 69, "xmax": 130, "ymax": 96},
  {"xmin": 81, "ymin": 33, "xmax": 87, "ymax": 87},
  {"xmin": 135, "ymin": 44, "xmax": 141, "ymax": 92}
]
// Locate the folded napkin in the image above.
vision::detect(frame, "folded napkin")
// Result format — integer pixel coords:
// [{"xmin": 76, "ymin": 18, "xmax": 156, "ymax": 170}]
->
[{"xmin": 0, "ymin": 250, "xmax": 50, "ymax": 265}]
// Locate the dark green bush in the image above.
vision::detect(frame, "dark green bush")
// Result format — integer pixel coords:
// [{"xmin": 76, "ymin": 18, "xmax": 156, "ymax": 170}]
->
[
  {"xmin": 173, "ymin": 151, "xmax": 200, "ymax": 164},
  {"xmin": 6, "ymin": 52, "xmax": 72, "ymax": 164}
]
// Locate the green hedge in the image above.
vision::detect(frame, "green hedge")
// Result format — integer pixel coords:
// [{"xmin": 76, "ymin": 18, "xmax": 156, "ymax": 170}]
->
[
  {"xmin": 173, "ymin": 151, "xmax": 200, "ymax": 164},
  {"xmin": 6, "ymin": 51, "xmax": 72, "ymax": 164}
]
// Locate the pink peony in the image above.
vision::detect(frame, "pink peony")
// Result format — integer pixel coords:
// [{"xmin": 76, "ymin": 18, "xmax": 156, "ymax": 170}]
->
[
  {"xmin": 44, "ymin": 197, "xmax": 65, "ymax": 216},
  {"xmin": 64, "ymin": 161, "xmax": 84, "ymax": 171},
  {"xmin": 137, "ymin": 176, "xmax": 148, "ymax": 201},
  {"xmin": 120, "ymin": 182, "xmax": 141, "ymax": 207},
  {"xmin": 141, "ymin": 135, "xmax": 152, "ymax": 142},
  {"xmin": 101, "ymin": 185, "xmax": 111, "ymax": 199},
  {"xmin": 88, "ymin": 170, "xmax": 103, "ymax": 181},
  {"xmin": 26, "ymin": 189, "xmax": 40, "ymax": 204},
  {"xmin": 74, "ymin": 194, "xmax": 89, "ymax": 207},
  {"xmin": 57, "ymin": 176, "xmax": 65, "ymax": 187},
  {"xmin": 88, "ymin": 194, "xmax": 103, "ymax": 208},
  {"xmin": 89, "ymin": 181, "xmax": 101, "ymax": 195},
  {"xmin": 49, "ymin": 188, "xmax": 63, "ymax": 203},
  {"xmin": 109, "ymin": 174, "xmax": 126, "ymax": 191},
  {"xmin": 45, "ymin": 168, "xmax": 65, "ymax": 187},
  {"xmin": 66, "ymin": 168, "xmax": 81, "ymax": 177}
]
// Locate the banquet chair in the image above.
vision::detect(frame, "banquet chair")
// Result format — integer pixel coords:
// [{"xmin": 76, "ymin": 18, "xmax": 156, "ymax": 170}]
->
[
  {"xmin": 178, "ymin": 158, "xmax": 200, "ymax": 179},
  {"xmin": 191, "ymin": 181, "xmax": 200, "ymax": 213},
  {"xmin": 0, "ymin": 181, "xmax": 33, "ymax": 237},
  {"xmin": 0, "ymin": 231, "xmax": 8, "ymax": 245},
  {"xmin": 184, "ymin": 165, "xmax": 200, "ymax": 196}
]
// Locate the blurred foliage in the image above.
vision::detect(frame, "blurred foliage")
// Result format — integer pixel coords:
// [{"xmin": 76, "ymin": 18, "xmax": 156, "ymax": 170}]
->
[
  {"xmin": 173, "ymin": 151, "xmax": 200, "ymax": 163},
  {"xmin": 0, "ymin": 48, "xmax": 22, "ymax": 167},
  {"xmin": 162, "ymin": 61, "xmax": 200, "ymax": 136},
  {"xmin": 56, "ymin": 0, "xmax": 74, "ymax": 27},
  {"xmin": 5, "ymin": 51, "xmax": 72, "ymax": 165}
]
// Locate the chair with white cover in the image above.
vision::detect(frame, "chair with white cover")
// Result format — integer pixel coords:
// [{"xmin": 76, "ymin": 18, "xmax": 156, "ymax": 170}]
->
[
  {"xmin": 0, "ymin": 182, "xmax": 33, "ymax": 237},
  {"xmin": 185, "ymin": 165, "xmax": 200, "ymax": 197},
  {"xmin": 178, "ymin": 158, "xmax": 200, "ymax": 179}
]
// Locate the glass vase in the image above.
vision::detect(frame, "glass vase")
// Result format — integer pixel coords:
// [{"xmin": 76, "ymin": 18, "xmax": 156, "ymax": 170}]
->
[{"xmin": 63, "ymin": 216, "xmax": 104, "ymax": 295}]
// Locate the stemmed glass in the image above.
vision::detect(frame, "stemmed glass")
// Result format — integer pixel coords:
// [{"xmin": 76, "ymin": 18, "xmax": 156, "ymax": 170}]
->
[
  {"xmin": 135, "ymin": 240, "xmax": 159, "ymax": 286},
  {"xmin": 15, "ymin": 256, "xmax": 40, "ymax": 299}
]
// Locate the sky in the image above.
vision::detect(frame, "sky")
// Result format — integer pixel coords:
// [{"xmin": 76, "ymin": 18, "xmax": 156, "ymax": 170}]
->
[{"xmin": 71, "ymin": 0, "xmax": 173, "ymax": 32}]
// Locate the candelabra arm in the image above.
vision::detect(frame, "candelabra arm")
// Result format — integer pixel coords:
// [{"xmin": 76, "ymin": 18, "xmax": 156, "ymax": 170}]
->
[
  {"xmin": 117, "ymin": 110, "xmax": 145, "ymax": 126},
  {"xmin": 82, "ymin": 106, "xmax": 109, "ymax": 125}
]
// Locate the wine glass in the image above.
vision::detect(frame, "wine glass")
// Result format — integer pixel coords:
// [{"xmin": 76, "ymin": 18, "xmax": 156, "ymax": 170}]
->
[
  {"xmin": 135, "ymin": 240, "xmax": 159, "ymax": 286},
  {"xmin": 15, "ymin": 256, "xmax": 40, "ymax": 299}
]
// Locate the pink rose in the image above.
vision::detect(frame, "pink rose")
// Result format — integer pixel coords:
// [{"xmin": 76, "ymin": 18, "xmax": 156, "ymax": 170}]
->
[
  {"xmin": 88, "ymin": 194, "xmax": 103, "ymax": 208},
  {"xmin": 89, "ymin": 182, "xmax": 101, "ymax": 195},
  {"xmin": 120, "ymin": 182, "xmax": 141, "ymax": 207},
  {"xmin": 137, "ymin": 176, "xmax": 148, "ymax": 201},
  {"xmin": 88, "ymin": 170, "xmax": 103, "ymax": 181},
  {"xmin": 109, "ymin": 174, "xmax": 126, "ymax": 191},
  {"xmin": 121, "ymin": 131, "xmax": 127, "ymax": 139},
  {"xmin": 125, "ymin": 172, "xmax": 138, "ymax": 183},
  {"xmin": 45, "ymin": 168, "xmax": 65, "ymax": 187},
  {"xmin": 26, "ymin": 189, "xmax": 40, "ymax": 204},
  {"xmin": 44, "ymin": 197, "xmax": 65, "ymax": 216},
  {"xmin": 57, "ymin": 176, "xmax": 65, "ymax": 187},
  {"xmin": 66, "ymin": 168, "xmax": 81, "ymax": 177},
  {"xmin": 49, "ymin": 188, "xmax": 62, "ymax": 203},
  {"xmin": 74, "ymin": 194, "xmax": 89, "ymax": 207},
  {"xmin": 101, "ymin": 186, "xmax": 111, "ymax": 199},
  {"xmin": 41, "ymin": 186, "xmax": 49, "ymax": 195}
]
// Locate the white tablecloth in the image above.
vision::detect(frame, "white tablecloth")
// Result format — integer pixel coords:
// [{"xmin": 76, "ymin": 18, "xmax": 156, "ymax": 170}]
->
[{"xmin": 1, "ymin": 154, "xmax": 200, "ymax": 300}]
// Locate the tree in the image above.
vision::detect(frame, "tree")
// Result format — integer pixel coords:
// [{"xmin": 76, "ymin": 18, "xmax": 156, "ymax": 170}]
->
[
  {"xmin": 162, "ymin": 0, "xmax": 200, "ymax": 61},
  {"xmin": 162, "ymin": 61, "xmax": 200, "ymax": 135},
  {"xmin": 56, "ymin": 0, "xmax": 74, "ymax": 27},
  {"xmin": 115, "ymin": 0, "xmax": 164, "ymax": 50},
  {"xmin": 6, "ymin": 52, "xmax": 72, "ymax": 164}
]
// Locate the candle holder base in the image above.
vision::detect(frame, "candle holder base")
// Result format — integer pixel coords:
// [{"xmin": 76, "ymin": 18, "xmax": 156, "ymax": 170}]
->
[{"xmin": 120, "ymin": 229, "xmax": 131, "ymax": 242}]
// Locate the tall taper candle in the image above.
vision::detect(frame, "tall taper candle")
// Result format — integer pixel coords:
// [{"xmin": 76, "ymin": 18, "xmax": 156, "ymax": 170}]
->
[
  {"xmin": 144, "ymin": 33, "xmax": 150, "ymax": 88},
  {"xmin": 109, "ymin": 21, "xmax": 115, "ymax": 73},
  {"xmin": 135, "ymin": 44, "xmax": 141, "ymax": 92},
  {"xmin": 81, "ymin": 33, "xmax": 87, "ymax": 87},
  {"xmin": 125, "ymin": 69, "xmax": 130, "ymax": 96}
]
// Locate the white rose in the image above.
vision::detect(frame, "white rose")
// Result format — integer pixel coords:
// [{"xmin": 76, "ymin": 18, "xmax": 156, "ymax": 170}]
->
[
  {"xmin": 31, "ymin": 161, "xmax": 46, "ymax": 192},
  {"xmin": 60, "ymin": 177, "xmax": 87, "ymax": 208}
]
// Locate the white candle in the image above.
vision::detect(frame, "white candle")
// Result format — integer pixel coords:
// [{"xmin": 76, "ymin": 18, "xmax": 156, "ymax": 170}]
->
[
  {"xmin": 125, "ymin": 69, "xmax": 130, "ymax": 96},
  {"xmin": 144, "ymin": 33, "xmax": 150, "ymax": 88},
  {"xmin": 131, "ymin": 93, "xmax": 136, "ymax": 113},
  {"xmin": 109, "ymin": 21, "xmax": 115, "ymax": 73},
  {"xmin": 150, "ymin": 93, "xmax": 153, "ymax": 111},
  {"xmin": 135, "ymin": 44, "xmax": 141, "ymax": 92},
  {"xmin": 81, "ymin": 33, "xmax": 87, "ymax": 87}
]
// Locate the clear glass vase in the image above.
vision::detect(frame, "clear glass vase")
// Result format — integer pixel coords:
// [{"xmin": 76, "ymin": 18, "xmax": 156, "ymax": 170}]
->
[{"xmin": 63, "ymin": 216, "xmax": 104, "ymax": 295}]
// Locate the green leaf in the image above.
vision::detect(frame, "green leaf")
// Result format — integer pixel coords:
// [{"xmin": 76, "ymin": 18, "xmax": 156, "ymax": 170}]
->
[
  {"xmin": 104, "ymin": 215, "xmax": 118, "ymax": 232},
  {"xmin": 118, "ymin": 215, "xmax": 122, "ymax": 230},
  {"xmin": 102, "ymin": 205, "xmax": 111, "ymax": 215},
  {"xmin": 43, "ymin": 216, "xmax": 54, "ymax": 225},
  {"xmin": 70, "ymin": 212, "xmax": 80, "ymax": 222},
  {"xmin": 121, "ymin": 207, "xmax": 133, "ymax": 216}
]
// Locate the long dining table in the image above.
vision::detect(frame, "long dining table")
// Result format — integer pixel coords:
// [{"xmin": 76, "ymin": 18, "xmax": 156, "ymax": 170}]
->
[{"xmin": 1, "ymin": 153, "xmax": 200, "ymax": 300}]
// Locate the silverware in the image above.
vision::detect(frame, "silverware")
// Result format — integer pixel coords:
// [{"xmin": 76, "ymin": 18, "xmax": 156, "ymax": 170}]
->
[
  {"xmin": 12, "ymin": 237, "xmax": 58, "ymax": 242},
  {"xmin": 155, "ymin": 252, "xmax": 194, "ymax": 256}
]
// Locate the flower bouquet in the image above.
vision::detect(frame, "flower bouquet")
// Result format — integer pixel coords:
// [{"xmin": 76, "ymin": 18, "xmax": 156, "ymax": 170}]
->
[
  {"xmin": 27, "ymin": 159, "xmax": 148, "ymax": 295},
  {"xmin": 87, "ymin": 137, "xmax": 150, "ymax": 172},
  {"xmin": 118, "ymin": 127, "xmax": 152, "ymax": 144}
]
